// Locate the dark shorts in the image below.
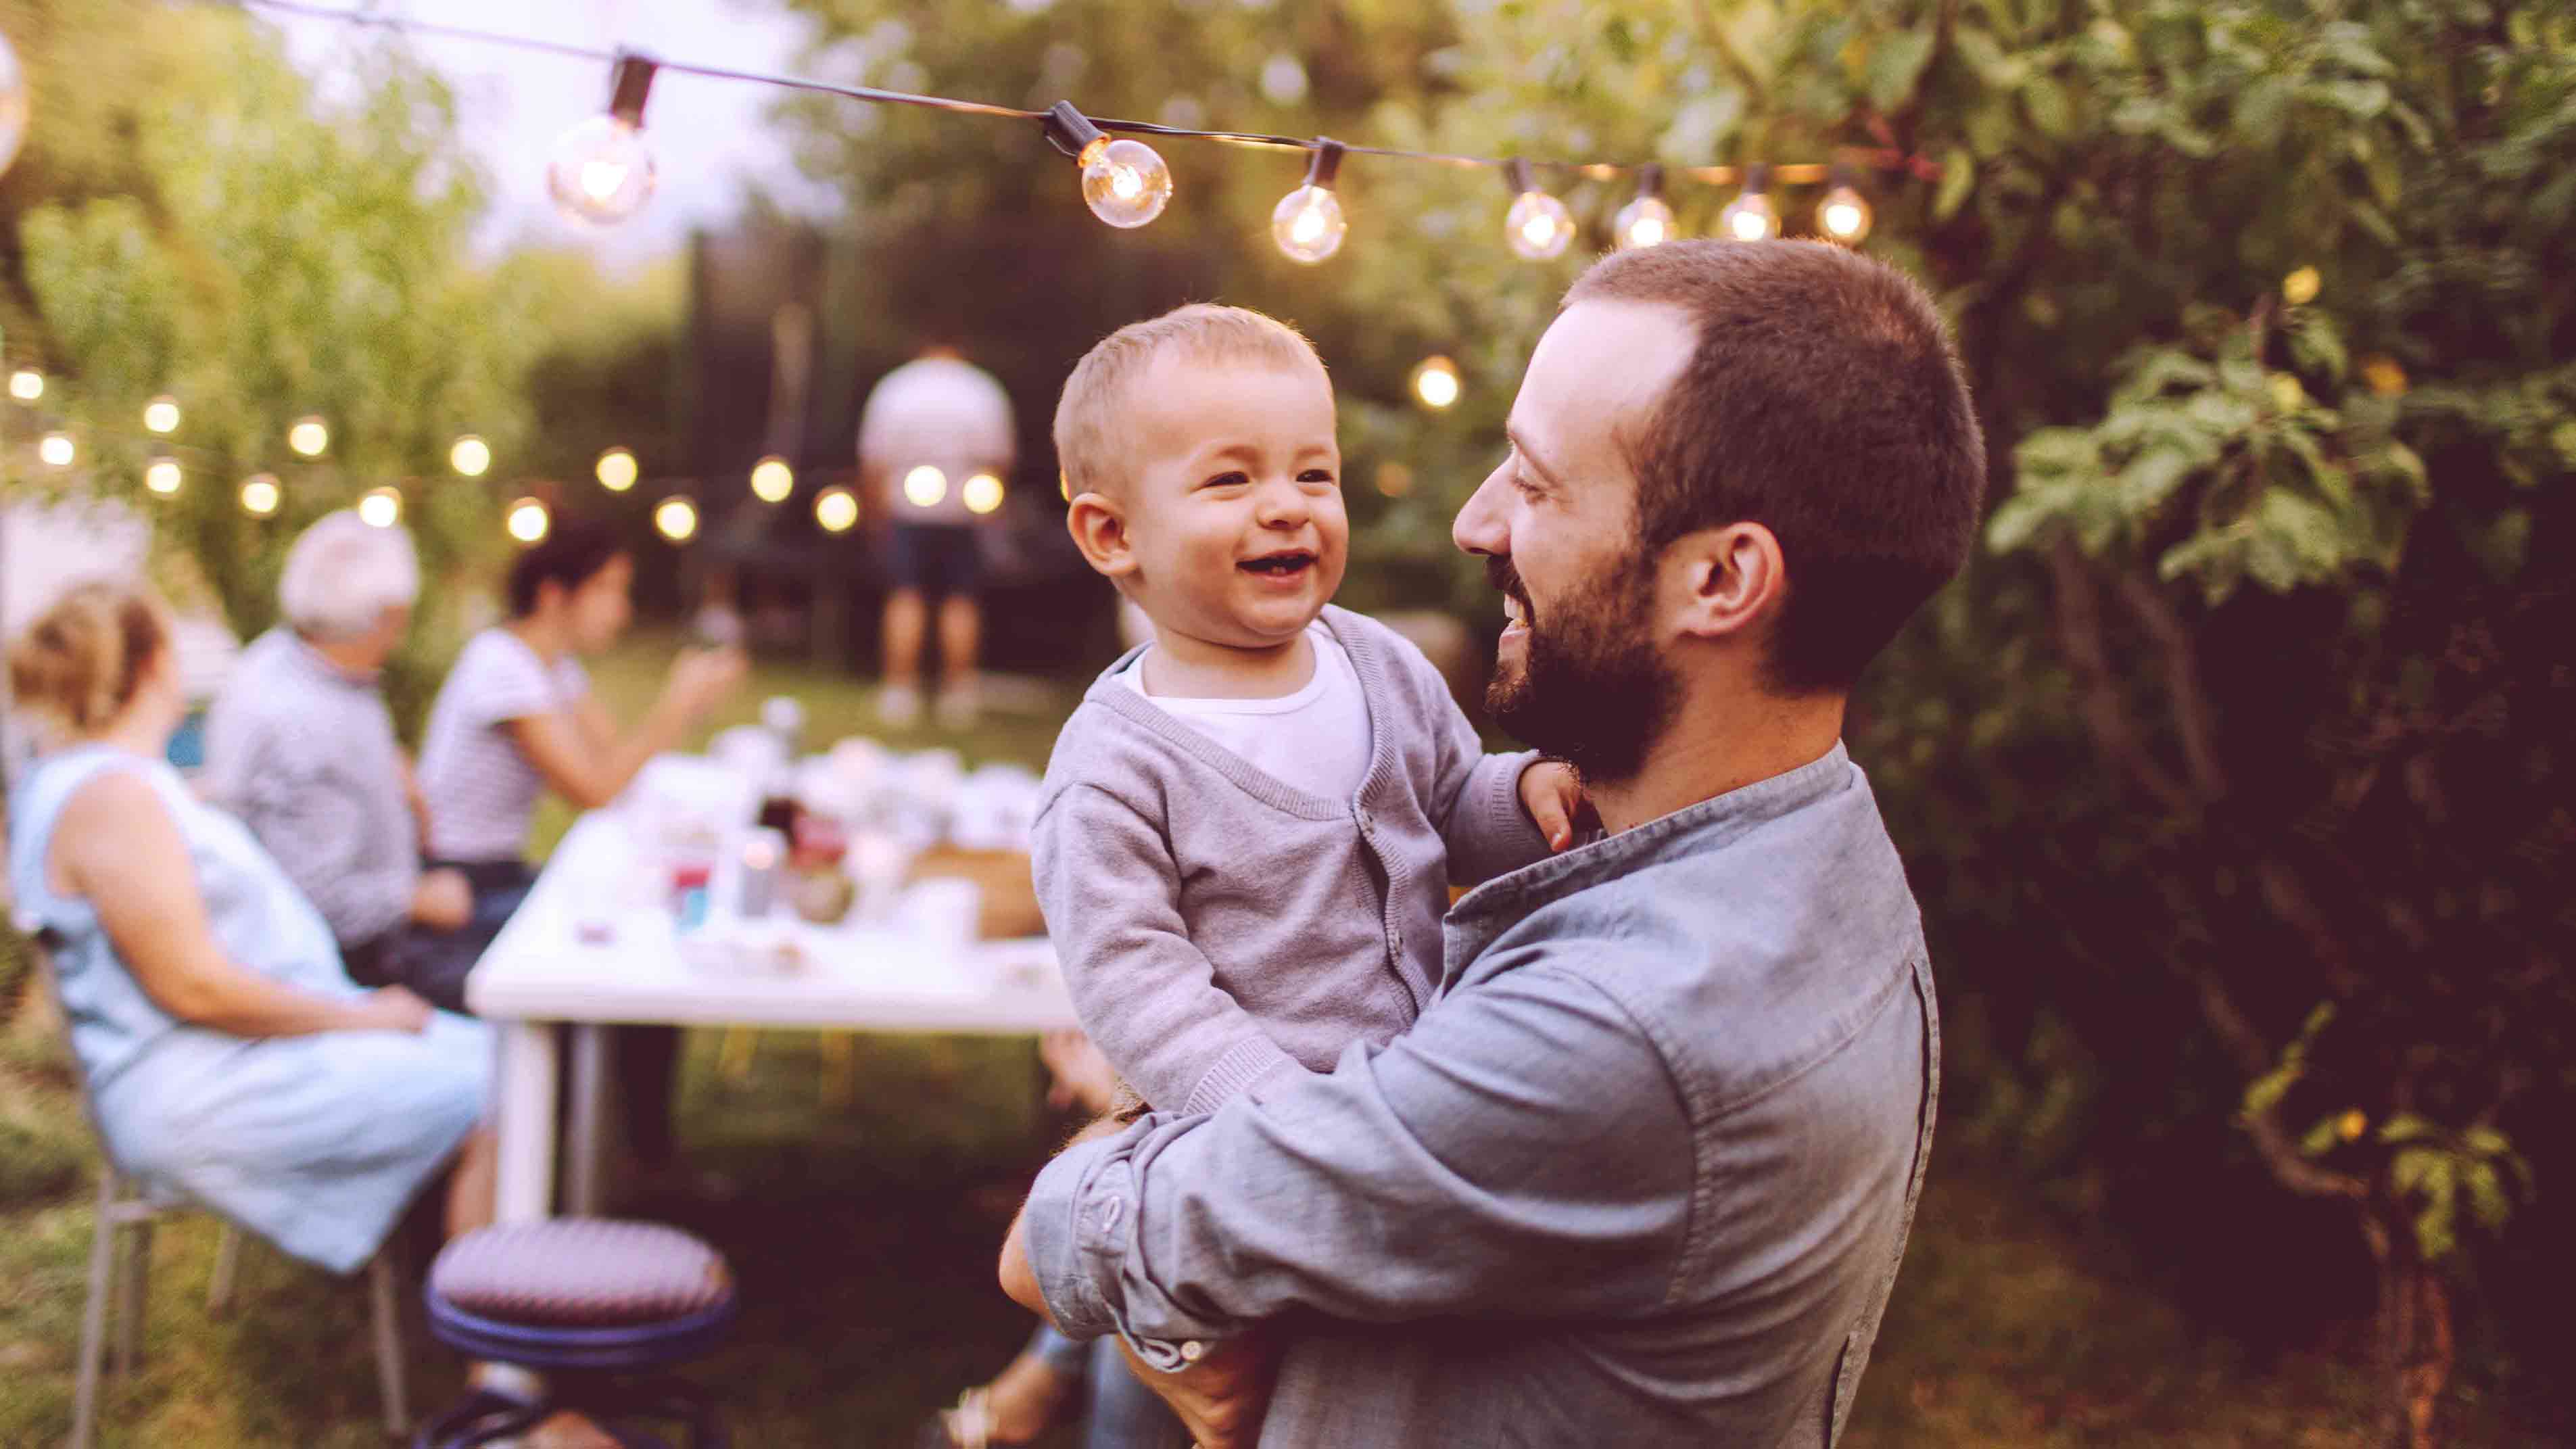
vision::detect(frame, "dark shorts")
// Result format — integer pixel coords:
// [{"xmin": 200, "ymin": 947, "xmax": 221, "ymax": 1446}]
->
[
  {"xmin": 885, "ymin": 522, "xmax": 982, "ymax": 600},
  {"xmin": 343, "ymin": 859, "xmax": 535, "ymax": 1016}
]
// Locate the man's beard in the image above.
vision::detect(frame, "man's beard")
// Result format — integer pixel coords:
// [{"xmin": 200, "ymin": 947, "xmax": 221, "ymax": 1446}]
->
[{"xmin": 1484, "ymin": 555, "xmax": 1677, "ymax": 787}]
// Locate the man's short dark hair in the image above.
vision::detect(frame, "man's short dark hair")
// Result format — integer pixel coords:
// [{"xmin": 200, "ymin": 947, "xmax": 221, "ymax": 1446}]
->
[
  {"xmin": 1565, "ymin": 240, "xmax": 1986, "ymax": 694},
  {"xmin": 506, "ymin": 518, "xmax": 626, "ymax": 617}
]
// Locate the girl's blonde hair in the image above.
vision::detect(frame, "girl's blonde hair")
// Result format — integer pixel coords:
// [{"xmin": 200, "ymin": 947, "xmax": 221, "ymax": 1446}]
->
[{"xmin": 6, "ymin": 579, "xmax": 170, "ymax": 736}]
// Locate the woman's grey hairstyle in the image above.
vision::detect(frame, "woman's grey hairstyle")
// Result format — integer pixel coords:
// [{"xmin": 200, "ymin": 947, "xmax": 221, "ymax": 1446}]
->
[{"xmin": 278, "ymin": 510, "xmax": 421, "ymax": 640}]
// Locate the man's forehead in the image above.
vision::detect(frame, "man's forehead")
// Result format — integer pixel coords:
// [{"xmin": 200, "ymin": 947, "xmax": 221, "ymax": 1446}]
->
[{"xmin": 1512, "ymin": 299, "xmax": 1696, "ymax": 458}]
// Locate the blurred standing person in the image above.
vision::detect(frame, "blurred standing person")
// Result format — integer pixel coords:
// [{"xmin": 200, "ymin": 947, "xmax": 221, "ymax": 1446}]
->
[
  {"xmin": 416, "ymin": 519, "xmax": 745, "ymax": 1176},
  {"xmin": 204, "ymin": 512, "xmax": 500, "ymax": 1014},
  {"xmin": 859, "ymin": 346, "xmax": 1016, "ymax": 728}
]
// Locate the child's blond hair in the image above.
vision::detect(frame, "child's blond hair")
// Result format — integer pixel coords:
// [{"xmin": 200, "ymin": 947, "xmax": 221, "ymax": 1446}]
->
[{"xmin": 1051, "ymin": 304, "xmax": 1325, "ymax": 500}]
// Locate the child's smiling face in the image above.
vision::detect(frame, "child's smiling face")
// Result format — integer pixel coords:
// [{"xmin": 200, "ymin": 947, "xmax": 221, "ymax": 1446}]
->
[{"xmin": 1105, "ymin": 352, "xmax": 1347, "ymax": 654}]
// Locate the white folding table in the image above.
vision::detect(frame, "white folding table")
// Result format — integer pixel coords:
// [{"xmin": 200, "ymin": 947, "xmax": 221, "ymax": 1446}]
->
[{"xmin": 467, "ymin": 800, "xmax": 1076, "ymax": 1225}]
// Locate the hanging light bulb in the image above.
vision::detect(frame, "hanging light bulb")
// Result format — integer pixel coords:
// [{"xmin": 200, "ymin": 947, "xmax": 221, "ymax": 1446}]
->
[
  {"xmin": 963, "ymin": 471, "xmax": 1006, "ymax": 515},
  {"xmin": 1817, "ymin": 164, "xmax": 1873, "ymax": 244},
  {"xmin": 1613, "ymin": 164, "xmax": 1677, "ymax": 250},
  {"xmin": 815, "ymin": 487, "xmax": 859, "ymax": 533},
  {"xmin": 0, "ymin": 30, "xmax": 28, "ymax": 181},
  {"xmin": 547, "ymin": 54, "xmax": 660, "ymax": 225},
  {"xmin": 38, "ymin": 431, "xmax": 73, "ymax": 467},
  {"xmin": 8, "ymin": 368, "xmax": 43, "ymax": 401},
  {"xmin": 450, "ymin": 435, "xmax": 492, "ymax": 477},
  {"xmin": 145, "ymin": 458, "xmax": 183, "ymax": 496},
  {"xmin": 358, "ymin": 486, "xmax": 402, "ymax": 528},
  {"xmin": 595, "ymin": 446, "xmax": 638, "ymax": 492},
  {"xmin": 143, "ymin": 396, "xmax": 182, "ymax": 434},
  {"xmin": 750, "ymin": 455, "xmax": 794, "ymax": 503},
  {"xmin": 1410, "ymin": 355, "xmax": 1461, "ymax": 410},
  {"xmin": 654, "ymin": 496, "xmax": 700, "ymax": 542},
  {"xmin": 1046, "ymin": 101, "xmax": 1172, "ymax": 229},
  {"xmin": 506, "ymin": 497, "xmax": 551, "ymax": 544},
  {"xmin": 1719, "ymin": 164, "xmax": 1782, "ymax": 242},
  {"xmin": 903, "ymin": 465, "xmax": 949, "ymax": 509},
  {"xmin": 241, "ymin": 474, "xmax": 281, "ymax": 517},
  {"xmin": 1270, "ymin": 139, "xmax": 1348, "ymax": 264},
  {"xmin": 1500, "ymin": 158, "xmax": 1574, "ymax": 262},
  {"xmin": 289, "ymin": 415, "xmax": 329, "ymax": 457}
]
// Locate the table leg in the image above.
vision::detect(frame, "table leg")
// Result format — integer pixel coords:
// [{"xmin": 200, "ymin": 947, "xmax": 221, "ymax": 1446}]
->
[
  {"xmin": 494, "ymin": 1020, "xmax": 559, "ymax": 1224},
  {"xmin": 566, "ymin": 1024, "xmax": 613, "ymax": 1216}
]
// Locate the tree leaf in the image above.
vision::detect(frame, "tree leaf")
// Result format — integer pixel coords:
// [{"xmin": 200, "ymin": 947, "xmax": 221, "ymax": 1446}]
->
[
  {"xmin": 1933, "ymin": 148, "xmax": 1977, "ymax": 220},
  {"xmin": 1867, "ymin": 27, "xmax": 1938, "ymax": 110}
]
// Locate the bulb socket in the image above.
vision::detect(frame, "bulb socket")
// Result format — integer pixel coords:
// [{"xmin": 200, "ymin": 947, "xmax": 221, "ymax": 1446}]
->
[
  {"xmin": 1502, "ymin": 157, "xmax": 1537, "ymax": 197},
  {"xmin": 607, "ymin": 53, "xmax": 659, "ymax": 128},
  {"xmin": 1828, "ymin": 160, "xmax": 1858, "ymax": 191},
  {"xmin": 1635, "ymin": 162, "xmax": 1665, "ymax": 200},
  {"xmin": 1303, "ymin": 138, "xmax": 1345, "ymax": 190},
  {"xmin": 1045, "ymin": 101, "xmax": 1106, "ymax": 160},
  {"xmin": 1740, "ymin": 162, "xmax": 1772, "ymax": 195}
]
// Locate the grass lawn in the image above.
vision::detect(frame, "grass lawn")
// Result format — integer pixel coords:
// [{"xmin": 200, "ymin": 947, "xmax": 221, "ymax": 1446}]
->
[{"xmin": 0, "ymin": 632, "xmax": 2513, "ymax": 1446}]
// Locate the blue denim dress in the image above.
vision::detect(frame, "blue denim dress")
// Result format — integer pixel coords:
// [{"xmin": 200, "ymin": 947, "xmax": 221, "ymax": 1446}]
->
[{"xmin": 9, "ymin": 745, "xmax": 489, "ymax": 1274}]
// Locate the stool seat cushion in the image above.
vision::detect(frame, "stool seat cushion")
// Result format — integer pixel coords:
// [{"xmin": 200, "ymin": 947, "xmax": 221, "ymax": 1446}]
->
[{"xmin": 430, "ymin": 1220, "xmax": 733, "ymax": 1327}]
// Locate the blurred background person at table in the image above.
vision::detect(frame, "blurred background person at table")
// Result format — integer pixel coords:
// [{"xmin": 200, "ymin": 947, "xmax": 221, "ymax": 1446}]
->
[
  {"xmin": 416, "ymin": 517, "xmax": 744, "ymax": 1182},
  {"xmin": 7, "ymin": 581, "xmax": 494, "ymax": 1271},
  {"xmin": 204, "ymin": 511, "xmax": 499, "ymax": 1014},
  {"xmin": 859, "ymin": 346, "xmax": 1015, "ymax": 730}
]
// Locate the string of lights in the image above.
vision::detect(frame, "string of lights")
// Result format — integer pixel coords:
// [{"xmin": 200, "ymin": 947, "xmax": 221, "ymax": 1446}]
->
[
  {"xmin": 5, "ymin": 4, "xmax": 1938, "ymax": 542},
  {"xmin": 226, "ymin": 0, "xmax": 1919, "ymax": 253}
]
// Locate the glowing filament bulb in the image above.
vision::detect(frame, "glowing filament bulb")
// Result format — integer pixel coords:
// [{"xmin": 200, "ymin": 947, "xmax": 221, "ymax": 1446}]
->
[
  {"xmin": 289, "ymin": 416, "xmax": 329, "ymax": 457},
  {"xmin": 963, "ymin": 471, "xmax": 1005, "ymax": 515},
  {"xmin": 1410, "ymin": 356, "xmax": 1461, "ymax": 410},
  {"xmin": 506, "ymin": 497, "xmax": 550, "ymax": 544},
  {"xmin": 546, "ymin": 56, "xmax": 660, "ymax": 225},
  {"xmin": 8, "ymin": 369, "xmax": 41, "ymax": 401},
  {"xmin": 750, "ymin": 455, "xmax": 794, "ymax": 503},
  {"xmin": 145, "ymin": 458, "xmax": 183, "ymax": 495},
  {"xmin": 1051, "ymin": 103, "xmax": 1172, "ymax": 229},
  {"xmin": 1271, "ymin": 140, "xmax": 1348, "ymax": 264},
  {"xmin": 815, "ymin": 487, "xmax": 859, "ymax": 533},
  {"xmin": 654, "ymin": 496, "xmax": 699, "ymax": 542},
  {"xmin": 1614, "ymin": 164, "xmax": 1677, "ymax": 250},
  {"xmin": 450, "ymin": 435, "xmax": 492, "ymax": 477},
  {"xmin": 595, "ymin": 446, "xmax": 638, "ymax": 492},
  {"xmin": 1719, "ymin": 164, "xmax": 1781, "ymax": 241},
  {"xmin": 144, "ymin": 396, "xmax": 182, "ymax": 434},
  {"xmin": 38, "ymin": 431, "xmax": 73, "ymax": 467},
  {"xmin": 358, "ymin": 486, "xmax": 402, "ymax": 528},
  {"xmin": 241, "ymin": 474, "xmax": 281, "ymax": 517},
  {"xmin": 1500, "ymin": 159, "xmax": 1573, "ymax": 261},
  {"xmin": 1817, "ymin": 168, "xmax": 1873, "ymax": 244},
  {"xmin": 904, "ymin": 465, "xmax": 949, "ymax": 508}
]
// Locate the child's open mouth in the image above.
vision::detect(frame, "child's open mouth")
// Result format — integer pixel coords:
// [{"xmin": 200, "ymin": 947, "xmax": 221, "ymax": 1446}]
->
[{"xmin": 1239, "ymin": 551, "xmax": 1316, "ymax": 578}]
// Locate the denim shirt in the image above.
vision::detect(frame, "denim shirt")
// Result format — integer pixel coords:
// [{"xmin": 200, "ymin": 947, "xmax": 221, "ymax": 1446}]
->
[{"xmin": 1024, "ymin": 742, "xmax": 1938, "ymax": 1448}]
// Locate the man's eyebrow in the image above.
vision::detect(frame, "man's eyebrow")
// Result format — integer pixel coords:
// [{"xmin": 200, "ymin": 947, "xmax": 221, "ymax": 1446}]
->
[{"xmin": 1506, "ymin": 427, "xmax": 1565, "ymax": 485}]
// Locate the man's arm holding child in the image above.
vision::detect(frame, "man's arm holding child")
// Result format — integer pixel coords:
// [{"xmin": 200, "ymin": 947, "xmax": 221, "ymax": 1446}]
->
[{"xmin": 1032, "ymin": 783, "xmax": 1316, "ymax": 1116}]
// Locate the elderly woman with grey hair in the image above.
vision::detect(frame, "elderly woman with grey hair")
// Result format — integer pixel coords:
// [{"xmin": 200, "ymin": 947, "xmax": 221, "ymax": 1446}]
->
[{"xmin": 203, "ymin": 510, "xmax": 515, "ymax": 1013}]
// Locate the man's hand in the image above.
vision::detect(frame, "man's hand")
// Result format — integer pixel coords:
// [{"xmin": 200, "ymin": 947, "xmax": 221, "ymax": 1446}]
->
[
  {"xmin": 350, "ymin": 986, "xmax": 434, "ymax": 1034},
  {"xmin": 1117, "ymin": 1331, "xmax": 1280, "ymax": 1449},
  {"xmin": 1519, "ymin": 759, "xmax": 1585, "ymax": 852},
  {"xmin": 410, "ymin": 868, "xmax": 473, "ymax": 932}
]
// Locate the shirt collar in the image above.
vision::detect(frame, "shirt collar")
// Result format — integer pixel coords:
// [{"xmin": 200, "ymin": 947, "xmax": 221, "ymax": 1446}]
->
[{"xmin": 1446, "ymin": 740, "xmax": 1855, "ymax": 951}]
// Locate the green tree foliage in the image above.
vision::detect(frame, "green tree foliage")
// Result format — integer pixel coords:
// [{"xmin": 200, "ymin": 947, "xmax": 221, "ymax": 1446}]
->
[
  {"xmin": 1, "ymin": 0, "xmax": 542, "ymax": 729},
  {"xmin": 778, "ymin": 1, "xmax": 2570, "ymax": 1441}
]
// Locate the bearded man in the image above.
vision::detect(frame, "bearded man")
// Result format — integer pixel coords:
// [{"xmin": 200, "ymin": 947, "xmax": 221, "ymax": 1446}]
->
[{"xmin": 1000, "ymin": 238, "xmax": 1986, "ymax": 1449}]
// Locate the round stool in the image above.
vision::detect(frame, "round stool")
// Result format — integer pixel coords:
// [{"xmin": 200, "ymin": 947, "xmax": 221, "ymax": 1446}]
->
[{"xmin": 414, "ymin": 1219, "xmax": 736, "ymax": 1449}]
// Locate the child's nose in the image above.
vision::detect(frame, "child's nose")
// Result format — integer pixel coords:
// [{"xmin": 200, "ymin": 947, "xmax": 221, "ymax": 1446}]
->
[{"xmin": 1254, "ymin": 477, "xmax": 1311, "ymax": 527}]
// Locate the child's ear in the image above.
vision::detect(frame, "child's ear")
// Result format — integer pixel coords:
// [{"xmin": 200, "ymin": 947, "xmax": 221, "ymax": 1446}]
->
[{"xmin": 1066, "ymin": 493, "xmax": 1139, "ymax": 579}]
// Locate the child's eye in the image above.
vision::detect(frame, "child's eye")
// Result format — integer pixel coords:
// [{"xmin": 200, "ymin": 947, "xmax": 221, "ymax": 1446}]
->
[
  {"xmin": 1297, "ymin": 469, "xmax": 1337, "ymax": 485},
  {"xmin": 1201, "ymin": 471, "xmax": 1251, "ymax": 490}
]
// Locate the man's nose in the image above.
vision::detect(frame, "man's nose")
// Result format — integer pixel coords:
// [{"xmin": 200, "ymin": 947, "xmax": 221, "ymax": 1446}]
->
[{"xmin": 1453, "ymin": 471, "xmax": 1509, "ymax": 558}]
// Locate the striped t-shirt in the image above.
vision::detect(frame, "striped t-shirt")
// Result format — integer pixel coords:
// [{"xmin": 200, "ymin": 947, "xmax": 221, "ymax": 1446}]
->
[{"xmin": 416, "ymin": 628, "xmax": 589, "ymax": 863}]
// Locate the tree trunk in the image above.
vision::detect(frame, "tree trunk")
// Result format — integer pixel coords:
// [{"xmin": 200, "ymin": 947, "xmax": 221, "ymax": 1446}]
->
[{"xmin": 2364, "ymin": 1210, "xmax": 2454, "ymax": 1449}]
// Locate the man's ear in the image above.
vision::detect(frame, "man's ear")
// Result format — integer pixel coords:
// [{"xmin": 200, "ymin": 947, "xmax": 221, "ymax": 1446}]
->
[
  {"xmin": 1067, "ymin": 493, "xmax": 1139, "ymax": 580},
  {"xmin": 1667, "ymin": 521, "xmax": 1786, "ymax": 644}
]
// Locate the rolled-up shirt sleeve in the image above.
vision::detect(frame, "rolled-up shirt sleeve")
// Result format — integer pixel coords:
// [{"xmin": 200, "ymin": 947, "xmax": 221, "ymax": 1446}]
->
[{"xmin": 1024, "ymin": 959, "xmax": 1692, "ymax": 1366}]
